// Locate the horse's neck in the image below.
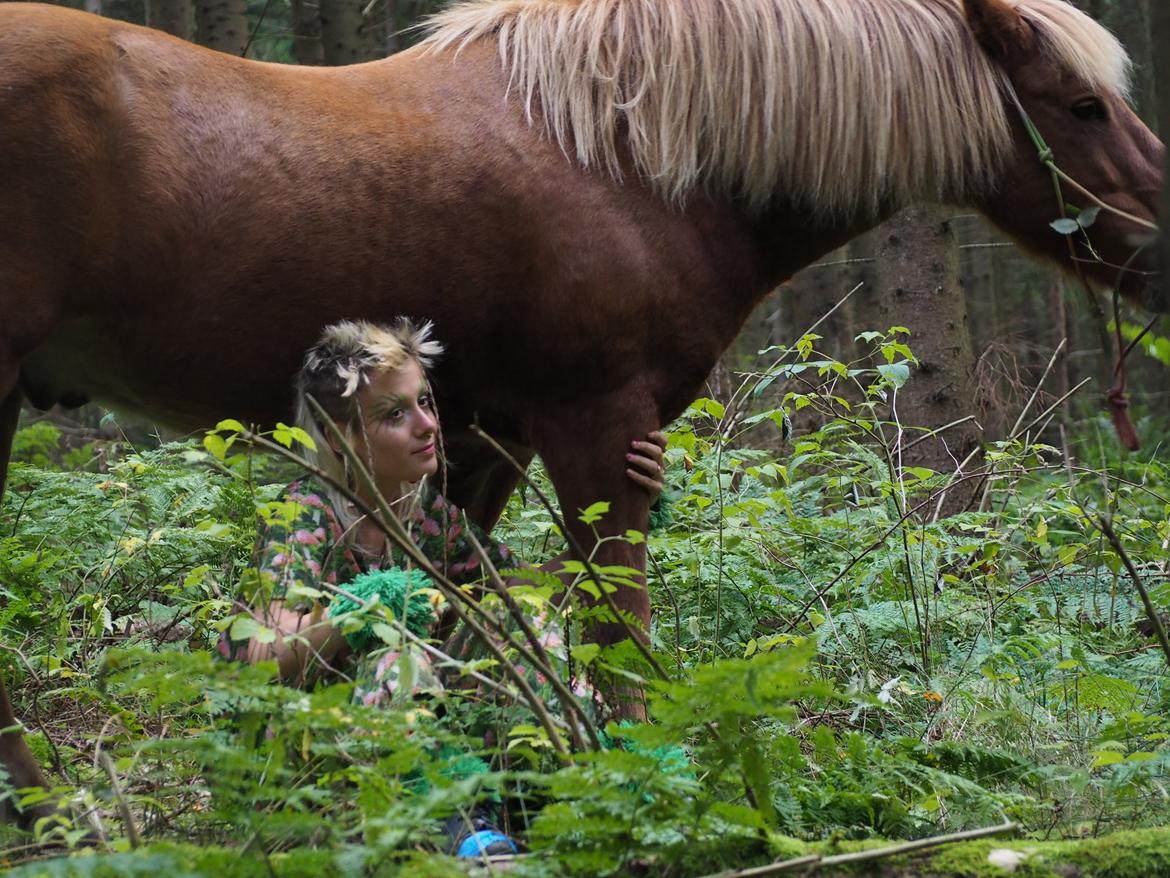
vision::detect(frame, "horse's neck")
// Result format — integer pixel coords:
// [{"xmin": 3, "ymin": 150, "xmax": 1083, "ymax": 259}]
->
[{"xmin": 749, "ymin": 204, "xmax": 882, "ymax": 290}]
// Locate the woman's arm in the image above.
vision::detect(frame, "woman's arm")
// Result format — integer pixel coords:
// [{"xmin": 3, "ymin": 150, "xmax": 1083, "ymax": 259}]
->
[
  {"xmin": 227, "ymin": 480, "xmax": 352, "ymax": 683},
  {"xmin": 241, "ymin": 600, "xmax": 348, "ymax": 683}
]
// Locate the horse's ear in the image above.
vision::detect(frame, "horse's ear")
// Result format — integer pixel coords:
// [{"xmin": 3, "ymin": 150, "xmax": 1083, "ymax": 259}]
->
[{"xmin": 964, "ymin": 0, "xmax": 1035, "ymax": 65}]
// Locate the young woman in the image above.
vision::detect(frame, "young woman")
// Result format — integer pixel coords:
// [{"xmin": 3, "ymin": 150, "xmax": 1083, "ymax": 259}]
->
[{"xmin": 220, "ymin": 317, "xmax": 666, "ymax": 704}]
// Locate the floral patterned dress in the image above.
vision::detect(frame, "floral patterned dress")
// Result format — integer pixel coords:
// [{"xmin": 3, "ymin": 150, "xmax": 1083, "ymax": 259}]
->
[{"xmin": 220, "ymin": 478, "xmax": 589, "ymax": 717}]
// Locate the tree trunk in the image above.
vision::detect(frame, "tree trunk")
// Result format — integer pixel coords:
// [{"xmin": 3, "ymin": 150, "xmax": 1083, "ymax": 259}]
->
[
  {"xmin": 385, "ymin": 0, "xmax": 399, "ymax": 54},
  {"xmin": 146, "ymin": 0, "xmax": 193, "ymax": 39},
  {"xmin": 955, "ymin": 216, "xmax": 1008, "ymax": 439},
  {"xmin": 320, "ymin": 0, "xmax": 384, "ymax": 65},
  {"xmin": 776, "ymin": 247, "xmax": 856, "ymax": 436},
  {"xmin": 806, "ymin": 247, "xmax": 858, "ymax": 356},
  {"xmin": 195, "ymin": 0, "xmax": 248, "ymax": 56},
  {"xmin": 291, "ymin": 0, "xmax": 326, "ymax": 65},
  {"xmin": 870, "ymin": 205, "xmax": 982, "ymax": 517},
  {"xmin": 1103, "ymin": 0, "xmax": 1156, "ymax": 127}
]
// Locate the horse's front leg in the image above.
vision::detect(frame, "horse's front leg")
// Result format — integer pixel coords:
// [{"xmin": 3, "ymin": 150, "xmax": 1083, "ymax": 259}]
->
[{"xmin": 531, "ymin": 396, "xmax": 658, "ymax": 721}]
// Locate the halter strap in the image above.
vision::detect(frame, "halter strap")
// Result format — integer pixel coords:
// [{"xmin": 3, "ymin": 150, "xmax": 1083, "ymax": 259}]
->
[
  {"xmin": 998, "ymin": 73, "xmax": 1152, "ymax": 451},
  {"xmin": 1000, "ymin": 76, "xmax": 1157, "ymax": 233}
]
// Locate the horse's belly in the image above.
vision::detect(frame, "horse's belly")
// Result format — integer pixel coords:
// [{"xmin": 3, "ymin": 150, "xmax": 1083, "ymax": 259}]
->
[{"xmin": 21, "ymin": 321, "xmax": 152, "ymax": 418}]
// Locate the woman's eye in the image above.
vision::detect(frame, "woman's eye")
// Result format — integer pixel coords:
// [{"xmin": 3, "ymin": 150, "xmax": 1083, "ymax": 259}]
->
[
  {"xmin": 1070, "ymin": 97, "xmax": 1107, "ymax": 121},
  {"xmin": 384, "ymin": 409, "xmax": 404, "ymax": 422},
  {"xmin": 419, "ymin": 395, "xmax": 433, "ymax": 409}
]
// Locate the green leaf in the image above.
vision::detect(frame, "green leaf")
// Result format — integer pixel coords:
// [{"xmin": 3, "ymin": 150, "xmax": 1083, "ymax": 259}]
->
[
  {"xmin": 570, "ymin": 643, "xmax": 601, "ymax": 665},
  {"xmin": 876, "ymin": 362, "xmax": 911, "ymax": 388},
  {"xmin": 1091, "ymin": 750, "xmax": 1125, "ymax": 768},
  {"xmin": 903, "ymin": 466, "xmax": 935, "ymax": 481},
  {"xmin": 687, "ymin": 397, "xmax": 726, "ymax": 418},
  {"xmin": 214, "ymin": 418, "xmax": 246, "ymax": 434},
  {"xmin": 272, "ymin": 422, "xmax": 295, "ymax": 449},
  {"xmin": 1126, "ymin": 751, "xmax": 1158, "ymax": 762},
  {"xmin": 287, "ymin": 425, "xmax": 317, "ymax": 452},
  {"xmin": 579, "ymin": 501, "xmax": 611, "ymax": 525},
  {"xmin": 1077, "ymin": 206, "xmax": 1101, "ymax": 229},
  {"xmin": 229, "ymin": 615, "xmax": 274, "ymax": 644},
  {"xmin": 371, "ymin": 622, "xmax": 400, "ymax": 647},
  {"xmin": 203, "ymin": 433, "xmax": 228, "ymax": 461},
  {"xmin": 1050, "ymin": 217, "xmax": 1080, "ymax": 235}
]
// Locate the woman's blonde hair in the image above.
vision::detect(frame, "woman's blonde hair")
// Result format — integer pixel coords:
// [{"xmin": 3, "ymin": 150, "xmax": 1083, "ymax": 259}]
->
[{"xmin": 293, "ymin": 318, "xmax": 444, "ymax": 537}]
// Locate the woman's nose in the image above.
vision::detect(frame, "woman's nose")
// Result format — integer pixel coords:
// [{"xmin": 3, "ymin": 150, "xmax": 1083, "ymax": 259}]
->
[{"xmin": 417, "ymin": 407, "xmax": 437, "ymax": 434}]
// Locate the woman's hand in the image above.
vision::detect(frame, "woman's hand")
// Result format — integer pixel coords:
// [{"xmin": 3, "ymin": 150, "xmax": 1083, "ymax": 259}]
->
[{"xmin": 625, "ymin": 430, "xmax": 667, "ymax": 502}]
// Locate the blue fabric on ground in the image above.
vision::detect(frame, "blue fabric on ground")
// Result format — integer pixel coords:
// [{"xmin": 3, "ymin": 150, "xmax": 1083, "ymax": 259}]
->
[{"xmin": 456, "ymin": 829, "xmax": 518, "ymax": 857}]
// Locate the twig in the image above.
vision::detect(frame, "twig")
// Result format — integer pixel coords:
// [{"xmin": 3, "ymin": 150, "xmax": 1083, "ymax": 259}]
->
[
  {"xmin": 1093, "ymin": 515, "xmax": 1170, "ymax": 671},
  {"xmin": 240, "ymin": 0, "xmax": 275, "ymax": 58},
  {"xmin": 1008, "ymin": 338, "xmax": 1066, "ymax": 438},
  {"xmin": 647, "ymin": 547, "xmax": 684, "ymax": 669},
  {"xmin": 1014, "ymin": 378, "xmax": 1093, "ymax": 440},
  {"xmin": 1046, "ymin": 163, "xmax": 1158, "ymax": 232},
  {"xmin": 901, "ymin": 415, "xmax": 978, "ymax": 452},
  {"xmin": 316, "ymin": 581, "xmax": 546, "ymax": 722},
  {"xmin": 699, "ymin": 820, "xmax": 1018, "ymax": 878},
  {"xmin": 98, "ymin": 752, "xmax": 141, "ymax": 849},
  {"xmin": 781, "ymin": 468, "xmax": 1040, "ymax": 634},
  {"xmin": 0, "ymin": 643, "xmax": 66, "ymax": 778},
  {"xmin": 737, "ymin": 282, "xmax": 864, "ymax": 413},
  {"xmin": 463, "ymin": 527, "xmax": 602, "ymax": 751},
  {"xmin": 970, "ymin": 375, "xmax": 1091, "ymax": 516}
]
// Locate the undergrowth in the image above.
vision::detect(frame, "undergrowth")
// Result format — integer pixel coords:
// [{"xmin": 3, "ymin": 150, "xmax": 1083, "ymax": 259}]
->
[{"xmin": 1, "ymin": 329, "xmax": 1168, "ymax": 876}]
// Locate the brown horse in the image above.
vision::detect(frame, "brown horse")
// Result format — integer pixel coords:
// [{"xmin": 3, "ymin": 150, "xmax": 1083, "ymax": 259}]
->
[{"xmin": 0, "ymin": 0, "xmax": 1162, "ymax": 823}]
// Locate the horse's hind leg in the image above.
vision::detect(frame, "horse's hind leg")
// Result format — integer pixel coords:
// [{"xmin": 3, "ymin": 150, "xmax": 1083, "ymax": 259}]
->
[
  {"xmin": 0, "ymin": 385, "xmax": 56, "ymax": 828},
  {"xmin": 442, "ymin": 429, "xmax": 535, "ymax": 530}
]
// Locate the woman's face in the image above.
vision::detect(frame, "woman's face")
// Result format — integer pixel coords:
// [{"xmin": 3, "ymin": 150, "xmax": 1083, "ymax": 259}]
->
[{"xmin": 351, "ymin": 358, "xmax": 440, "ymax": 493}]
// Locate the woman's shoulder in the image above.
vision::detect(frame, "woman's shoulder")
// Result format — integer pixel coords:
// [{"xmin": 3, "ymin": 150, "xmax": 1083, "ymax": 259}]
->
[{"xmin": 263, "ymin": 476, "xmax": 344, "ymax": 542}]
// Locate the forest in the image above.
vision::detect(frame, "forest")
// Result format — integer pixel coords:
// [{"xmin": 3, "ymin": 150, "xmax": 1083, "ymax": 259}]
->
[{"xmin": 1, "ymin": 0, "xmax": 1169, "ymax": 875}]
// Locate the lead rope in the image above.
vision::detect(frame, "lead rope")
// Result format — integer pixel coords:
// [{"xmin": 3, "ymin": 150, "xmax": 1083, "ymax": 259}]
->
[{"xmin": 1000, "ymin": 74, "xmax": 1159, "ymax": 450}]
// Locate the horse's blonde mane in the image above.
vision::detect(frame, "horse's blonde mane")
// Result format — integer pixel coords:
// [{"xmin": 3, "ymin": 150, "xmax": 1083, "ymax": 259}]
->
[{"xmin": 422, "ymin": 0, "xmax": 1129, "ymax": 216}]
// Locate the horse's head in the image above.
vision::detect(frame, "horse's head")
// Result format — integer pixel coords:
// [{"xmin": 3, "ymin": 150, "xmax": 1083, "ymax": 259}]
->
[{"xmin": 967, "ymin": 0, "xmax": 1165, "ymax": 313}]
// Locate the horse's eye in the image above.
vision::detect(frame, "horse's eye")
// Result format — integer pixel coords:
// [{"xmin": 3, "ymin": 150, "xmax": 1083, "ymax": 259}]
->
[{"xmin": 1070, "ymin": 97, "xmax": 1107, "ymax": 121}]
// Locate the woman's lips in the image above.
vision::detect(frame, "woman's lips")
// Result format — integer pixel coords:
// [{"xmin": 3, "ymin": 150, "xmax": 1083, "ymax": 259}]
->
[{"xmin": 415, "ymin": 442, "xmax": 436, "ymax": 456}]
